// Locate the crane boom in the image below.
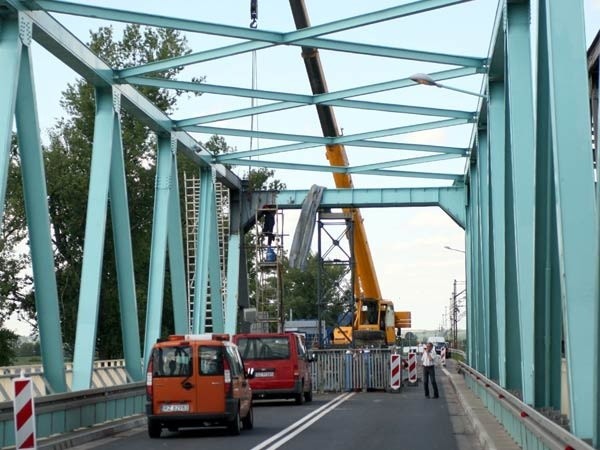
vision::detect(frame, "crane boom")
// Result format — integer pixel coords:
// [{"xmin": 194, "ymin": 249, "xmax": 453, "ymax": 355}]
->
[{"xmin": 288, "ymin": 0, "xmax": 382, "ymax": 300}]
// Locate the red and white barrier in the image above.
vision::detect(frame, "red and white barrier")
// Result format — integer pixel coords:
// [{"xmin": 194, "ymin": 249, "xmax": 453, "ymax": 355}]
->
[
  {"xmin": 13, "ymin": 374, "xmax": 36, "ymax": 450},
  {"xmin": 407, "ymin": 352, "xmax": 417, "ymax": 384},
  {"xmin": 440, "ymin": 347, "xmax": 447, "ymax": 366},
  {"xmin": 389, "ymin": 353, "xmax": 402, "ymax": 390}
]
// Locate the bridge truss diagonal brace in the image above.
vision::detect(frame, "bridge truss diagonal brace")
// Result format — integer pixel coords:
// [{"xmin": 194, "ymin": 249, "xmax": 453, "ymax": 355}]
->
[
  {"xmin": 539, "ymin": 0, "xmax": 598, "ymax": 441},
  {"xmin": 14, "ymin": 26, "xmax": 67, "ymax": 393},
  {"xmin": 192, "ymin": 168, "xmax": 224, "ymax": 334},
  {"xmin": 108, "ymin": 111, "xmax": 142, "ymax": 382},
  {"xmin": 166, "ymin": 152, "xmax": 189, "ymax": 336},
  {"xmin": 0, "ymin": 18, "xmax": 22, "ymax": 222},
  {"xmin": 72, "ymin": 88, "xmax": 117, "ymax": 391},
  {"xmin": 143, "ymin": 135, "xmax": 176, "ymax": 369}
]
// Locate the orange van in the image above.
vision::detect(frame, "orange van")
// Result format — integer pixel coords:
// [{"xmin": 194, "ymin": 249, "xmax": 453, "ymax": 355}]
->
[
  {"xmin": 233, "ymin": 332, "xmax": 313, "ymax": 404},
  {"xmin": 146, "ymin": 334, "xmax": 254, "ymax": 437}
]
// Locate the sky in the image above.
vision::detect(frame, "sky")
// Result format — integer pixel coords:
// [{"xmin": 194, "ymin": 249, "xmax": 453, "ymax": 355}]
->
[{"xmin": 6, "ymin": 0, "xmax": 600, "ymax": 334}]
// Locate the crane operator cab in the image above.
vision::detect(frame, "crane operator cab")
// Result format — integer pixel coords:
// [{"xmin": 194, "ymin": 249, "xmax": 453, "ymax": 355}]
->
[{"xmin": 146, "ymin": 334, "xmax": 255, "ymax": 438}]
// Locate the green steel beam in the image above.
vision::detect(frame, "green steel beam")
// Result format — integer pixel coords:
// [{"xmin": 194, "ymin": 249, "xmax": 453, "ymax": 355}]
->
[
  {"xmin": 488, "ymin": 79, "xmax": 507, "ymax": 387},
  {"xmin": 108, "ymin": 103, "xmax": 142, "ymax": 382},
  {"xmin": 119, "ymin": 38, "xmax": 484, "ymax": 79},
  {"xmin": 224, "ymin": 234, "xmax": 241, "ymax": 335},
  {"xmin": 504, "ymin": 89, "xmax": 523, "ymax": 394},
  {"xmin": 15, "ymin": 37, "xmax": 67, "ymax": 393},
  {"xmin": 215, "ymin": 140, "xmax": 467, "ymax": 163},
  {"xmin": 465, "ymin": 195, "xmax": 474, "ymax": 365},
  {"xmin": 505, "ymin": 2, "xmax": 536, "ymax": 405},
  {"xmin": 477, "ymin": 127, "xmax": 491, "ymax": 376},
  {"xmin": 193, "ymin": 168, "xmax": 213, "ymax": 334},
  {"xmin": 183, "ymin": 118, "xmax": 470, "ymax": 148},
  {"xmin": 276, "ymin": 186, "xmax": 466, "ymax": 227},
  {"xmin": 540, "ymin": 0, "xmax": 598, "ymax": 440},
  {"xmin": 72, "ymin": 88, "xmax": 115, "ymax": 391},
  {"xmin": 0, "ymin": 18, "xmax": 21, "ymax": 226},
  {"xmin": 136, "ymin": 67, "xmax": 481, "ymax": 111},
  {"xmin": 347, "ymin": 153, "xmax": 461, "ymax": 173},
  {"xmin": 534, "ymin": 0, "xmax": 561, "ymax": 410},
  {"xmin": 143, "ymin": 136, "xmax": 175, "ymax": 368},
  {"xmin": 223, "ymin": 158, "xmax": 462, "ymax": 181},
  {"xmin": 176, "ymin": 99, "xmax": 473, "ymax": 127},
  {"xmin": 166, "ymin": 145, "xmax": 189, "ymax": 335},
  {"xmin": 207, "ymin": 180, "xmax": 225, "ymax": 333}
]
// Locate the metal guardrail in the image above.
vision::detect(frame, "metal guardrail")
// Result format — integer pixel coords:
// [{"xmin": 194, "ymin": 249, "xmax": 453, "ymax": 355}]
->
[
  {"xmin": 458, "ymin": 361, "xmax": 594, "ymax": 450},
  {"xmin": 449, "ymin": 348, "xmax": 466, "ymax": 359},
  {"xmin": 0, "ymin": 382, "xmax": 144, "ymax": 448},
  {"xmin": 310, "ymin": 348, "xmax": 397, "ymax": 392}
]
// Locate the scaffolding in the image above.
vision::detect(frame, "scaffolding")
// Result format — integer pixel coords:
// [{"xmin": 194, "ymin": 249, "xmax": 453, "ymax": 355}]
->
[
  {"xmin": 184, "ymin": 173, "xmax": 230, "ymax": 333},
  {"xmin": 251, "ymin": 205, "xmax": 285, "ymax": 333}
]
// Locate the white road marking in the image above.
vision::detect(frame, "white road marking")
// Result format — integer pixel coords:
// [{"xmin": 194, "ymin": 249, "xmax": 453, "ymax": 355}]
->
[{"xmin": 250, "ymin": 392, "xmax": 356, "ymax": 450}]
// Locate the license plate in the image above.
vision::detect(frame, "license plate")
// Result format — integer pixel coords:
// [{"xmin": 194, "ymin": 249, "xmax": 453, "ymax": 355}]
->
[
  {"xmin": 255, "ymin": 371, "xmax": 274, "ymax": 377},
  {"xmin": 160, "ymin": 403, "xmax": 190, "ymax": 412}
]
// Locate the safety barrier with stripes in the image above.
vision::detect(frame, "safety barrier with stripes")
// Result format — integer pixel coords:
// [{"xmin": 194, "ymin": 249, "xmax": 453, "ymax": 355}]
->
[{"xmin": 310, "ymin": 348, "xmax": 401, "ymax": 392}]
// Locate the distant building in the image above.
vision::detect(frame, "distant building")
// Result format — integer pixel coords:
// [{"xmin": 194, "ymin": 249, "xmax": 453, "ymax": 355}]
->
[{"xmin": 284, "ymin": 320, "xmax": 327, "ymax": 348}]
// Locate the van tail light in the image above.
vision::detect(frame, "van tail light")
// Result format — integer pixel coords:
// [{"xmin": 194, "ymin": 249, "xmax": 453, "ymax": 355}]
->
[
  {"xmin": 293, "ymin": 364, "xmax": 299, "ymax": 378},
  {"xmin": 146, "ymin": 358, "xmax": 153, "ymax": 401},
  {"xmin": 223, "ymin": 357, "xmax": 232, "ymax": 397}
]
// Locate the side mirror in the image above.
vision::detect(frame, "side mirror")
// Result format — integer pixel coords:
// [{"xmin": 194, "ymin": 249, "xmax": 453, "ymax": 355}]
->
[{"xmin": 246, "ymin": 367, "xmax": 255, "ymax": 379}]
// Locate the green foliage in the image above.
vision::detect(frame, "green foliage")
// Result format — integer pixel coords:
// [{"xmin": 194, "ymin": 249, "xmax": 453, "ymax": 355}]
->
[
  {"xmin": 283, "ymin": 254, "xmax": 348, "ymax": 326},
  {"xmin": 0, "ymin": 329, "xmax": 18, "ymax": 366}
]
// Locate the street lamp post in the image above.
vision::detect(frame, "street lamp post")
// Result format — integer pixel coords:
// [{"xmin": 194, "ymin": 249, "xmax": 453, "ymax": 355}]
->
[{"xmin": 410, "ymin": 73, "xmax": 486, "ymax": 98}]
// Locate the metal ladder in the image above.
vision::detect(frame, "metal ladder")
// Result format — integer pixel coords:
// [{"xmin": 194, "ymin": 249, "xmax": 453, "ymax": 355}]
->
[{"xmin": 184, "ymin": 173, "xmax": 229, "ymax": 332}]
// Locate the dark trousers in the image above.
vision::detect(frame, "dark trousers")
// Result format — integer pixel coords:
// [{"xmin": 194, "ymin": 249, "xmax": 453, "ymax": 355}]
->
[{"xmin": 423, "ymin": 366, "xmax": 439, "ymax": 397}]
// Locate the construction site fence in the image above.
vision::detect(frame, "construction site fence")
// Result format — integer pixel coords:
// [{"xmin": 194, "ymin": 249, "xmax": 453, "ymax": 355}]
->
[{"xmin": 309, "ymin": 348, "xmax": 400, "ymax": 392}]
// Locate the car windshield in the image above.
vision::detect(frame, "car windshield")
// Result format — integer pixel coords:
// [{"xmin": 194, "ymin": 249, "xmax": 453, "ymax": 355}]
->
[{"xmin": 237, "ymin": 337, "xmax": 290, "ymax": 360}]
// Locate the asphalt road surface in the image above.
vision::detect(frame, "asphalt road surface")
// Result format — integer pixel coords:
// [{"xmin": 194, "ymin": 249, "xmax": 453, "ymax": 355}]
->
[{"xmin": 67, "ymin": 366, "xmax": 480, "ymax": 450}]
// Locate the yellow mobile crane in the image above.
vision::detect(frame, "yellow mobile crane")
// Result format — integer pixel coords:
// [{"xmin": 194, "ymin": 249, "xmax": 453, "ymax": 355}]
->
[{"xmin": 289, "ymin": 1, "xmax": 411, "ymax": 346}]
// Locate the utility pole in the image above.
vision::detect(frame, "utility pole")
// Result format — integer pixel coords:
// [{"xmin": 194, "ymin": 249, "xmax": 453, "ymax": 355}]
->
[{"xmin": 452, "ymin": 279, "xmax": 458, "ymax": 349}]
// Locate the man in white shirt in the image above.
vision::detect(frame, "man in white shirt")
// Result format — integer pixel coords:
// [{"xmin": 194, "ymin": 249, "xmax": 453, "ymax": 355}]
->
[{"xmin": 421, "ymin": 342, "xmax": 439, "ymax": 398}]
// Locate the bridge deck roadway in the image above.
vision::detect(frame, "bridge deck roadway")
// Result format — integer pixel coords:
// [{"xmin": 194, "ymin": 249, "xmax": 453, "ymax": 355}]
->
[{"xmin": 38, "ymin": 361, "xmax": 518, "ymax": 450}]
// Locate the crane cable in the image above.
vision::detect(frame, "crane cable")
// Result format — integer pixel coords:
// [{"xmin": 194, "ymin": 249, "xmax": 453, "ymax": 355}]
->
[{"xmin": 249, "ymin": 0, "xmax": 259, "ymax": 155}]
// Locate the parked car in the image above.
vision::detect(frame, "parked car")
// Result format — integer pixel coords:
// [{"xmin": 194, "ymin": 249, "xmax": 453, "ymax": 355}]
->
[
  {"xmin": 233, "ymin": 332, "xmax": 313, "ymax": 404},
  {"xmin": 146, "ymin": 333, "xmax": 254, "ymax": 438}
]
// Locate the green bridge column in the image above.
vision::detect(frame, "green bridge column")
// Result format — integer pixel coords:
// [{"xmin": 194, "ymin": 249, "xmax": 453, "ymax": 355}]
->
[
  {"xmin": 108, "ymin": 99, "xmax": 142, "ymax": 382},
  {"xmin": 505, "ymin": 1, "xmax": 536, "ymax": 405},
  {"xmin": 15, "ymin": 24, "xmax": 67, "ymax": 393},
  {"xmin": 72, "ymin": 88, "xmax": 116, "ymax": 391},
  {"xmin": 539, "ymin": 0, "xmax": 598, "ymax": 441},
  {"xmin": 143, "ymin": 135, "xmax": 175, "ymax": 368}
]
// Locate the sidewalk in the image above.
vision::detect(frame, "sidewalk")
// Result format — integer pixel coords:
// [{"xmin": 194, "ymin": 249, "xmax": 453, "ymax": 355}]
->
[{"xmin": 442, "ymin": 360, "xmax": 521, "ymax": 450}]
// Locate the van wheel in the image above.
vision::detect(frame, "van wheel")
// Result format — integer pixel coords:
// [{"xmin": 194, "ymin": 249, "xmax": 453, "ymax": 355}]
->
[
  {"xmin": 242, "ymin": 405, "xmax": 254, "ymax": 430},
  {"xmin": 295, "ymin": 382, "xmax": 305, "ymax": 405},
  {"xmin": 304, "ymin": 388, "xmax": 313, "ymax": 402},
  {"xmin": 148, "ymin": 419, "xmax": 161, "ymax": 439},
  {"xmin": 227, "ymin": 408, "xmax": 242, "ymax": 435}
]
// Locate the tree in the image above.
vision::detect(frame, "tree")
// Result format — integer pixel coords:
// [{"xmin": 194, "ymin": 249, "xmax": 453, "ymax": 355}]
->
[
  {"xmin": 0, "ymin": 329, "xmax": 18, "ymax": 365},
  {"xmin": 283, "ymin": 253, "xmax": 348, "ymax": 326},
  {"xmin": 1, "ymin": 25, "xmax": 195, "ymax": 359}
]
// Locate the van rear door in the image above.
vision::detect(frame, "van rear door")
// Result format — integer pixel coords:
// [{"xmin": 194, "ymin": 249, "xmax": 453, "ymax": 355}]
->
[
  {"xmin": 151, "ymin": 344, "xmax": 195, "ymax": 414},
  {"xmin": 196, "ymin": 346, "xmax": 226, "ymax": 414}
]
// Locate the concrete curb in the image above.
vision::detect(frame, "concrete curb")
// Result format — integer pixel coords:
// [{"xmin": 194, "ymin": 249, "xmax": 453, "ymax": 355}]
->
[
  {"xmin": 38, "ymin": 415, "xmax": 146, "ymax": 450},
  {"xmin": 442, "ymin": 364, "xmax": 498, "ymax": 450}
]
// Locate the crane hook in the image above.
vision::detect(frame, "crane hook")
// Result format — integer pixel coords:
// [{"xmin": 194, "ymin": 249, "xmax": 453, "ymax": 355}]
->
[{"xmin": 250, "ymin": 0, "xmax": 258, "ymax": 28}]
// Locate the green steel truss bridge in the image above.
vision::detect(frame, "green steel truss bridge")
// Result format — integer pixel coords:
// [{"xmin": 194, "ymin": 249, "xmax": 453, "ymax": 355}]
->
[{"xmin": 0, "ymin": 0, "xmax": 599, "ymax": 446}]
